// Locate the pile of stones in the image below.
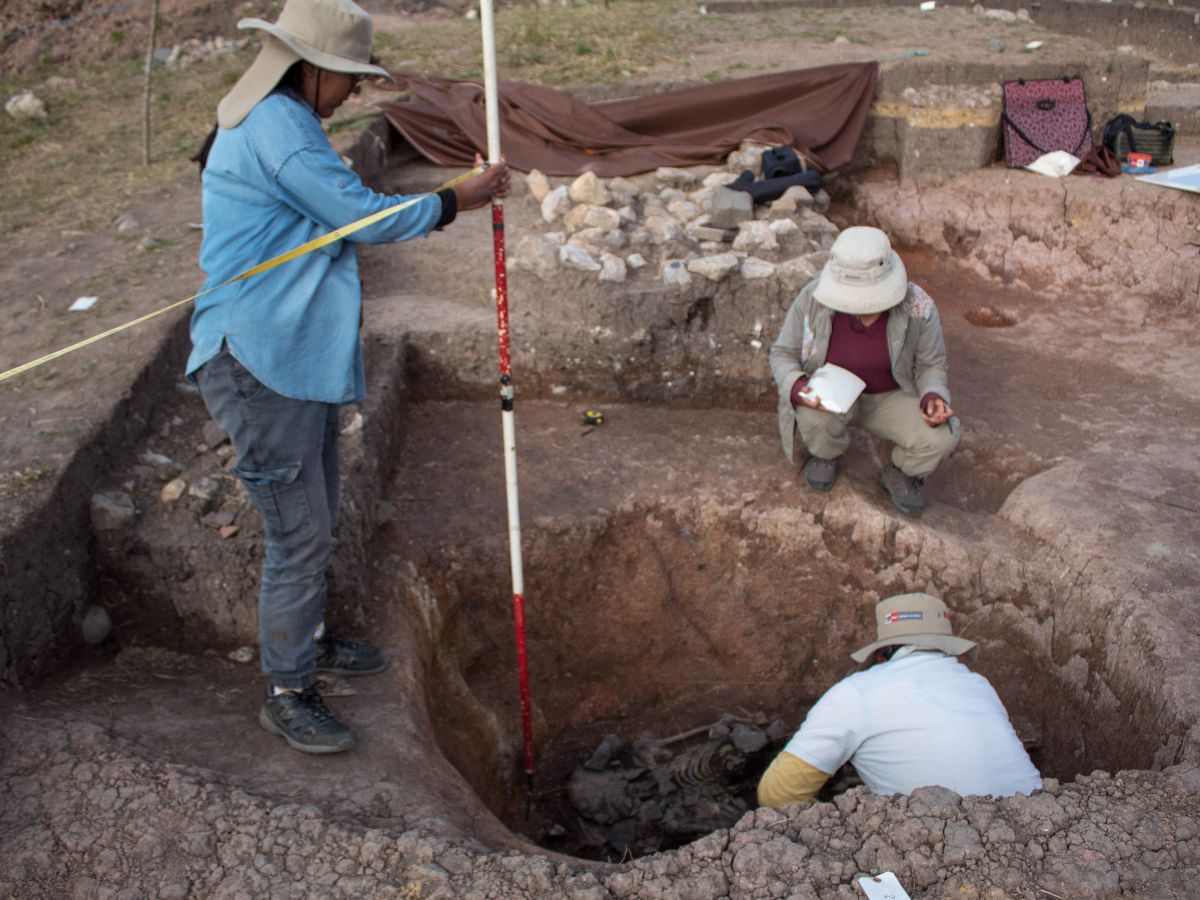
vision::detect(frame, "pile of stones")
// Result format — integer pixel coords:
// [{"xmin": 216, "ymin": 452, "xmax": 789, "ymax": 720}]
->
[{"xmin": 511, "ymin": 142, "xmax": 841, "ymax": 291}]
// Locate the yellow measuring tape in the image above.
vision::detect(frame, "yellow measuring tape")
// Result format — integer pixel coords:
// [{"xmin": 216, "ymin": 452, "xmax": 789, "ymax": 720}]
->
[{"xmin": 0, "ymin": 167, "xmax": 483, "ymax": 385}]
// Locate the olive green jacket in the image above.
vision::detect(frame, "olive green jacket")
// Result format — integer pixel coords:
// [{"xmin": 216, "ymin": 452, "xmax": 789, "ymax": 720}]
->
[{"xmin": 768, "ymin": 280, "xmax": 952, "ymax": 463}]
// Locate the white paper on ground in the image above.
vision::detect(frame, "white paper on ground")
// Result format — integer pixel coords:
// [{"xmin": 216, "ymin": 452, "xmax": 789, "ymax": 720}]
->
[
  {"xmin": 1025, "ymin": 150, "xmax": 1081, "ymax": 177},
  {"xmin": 857, "ymin": 871, "xmax": 913, "ymax": 900},
  {"xmin": 69, "ymin": 296, "xmax": 99, "ymax": 311},
  {"xmin": 1135, "ymin": 163, "xmax": 1200, "ymax": 195},
  {"xmin": 804, "ymin": 363, "xmax": 866, "ymax": 414},
  {"xmin": 919, "ymin": 1, "xmax": 936, "ymax": 10},
  {"xmin": 1024, "ymin": 40, "xmax": 1044, "ymax": 49}
]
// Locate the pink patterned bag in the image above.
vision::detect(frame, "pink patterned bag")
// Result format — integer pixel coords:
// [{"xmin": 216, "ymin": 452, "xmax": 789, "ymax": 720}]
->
[{"xmin": 1001, "ymin": 77, "xmax": 1094, "ymax": 168}]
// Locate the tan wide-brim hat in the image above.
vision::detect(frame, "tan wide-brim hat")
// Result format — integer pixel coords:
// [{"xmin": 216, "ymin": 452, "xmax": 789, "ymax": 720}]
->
[
  {"xmin": 217, "ymin": 0, "xmax": 394, "ymax": 129},
  {"xmin": 814, "ymin": 226, "xmax": 909, "ymax": 316},
  {"xmin": 850, "ymin": 592, "xmax": 978, "ymax": 663}
]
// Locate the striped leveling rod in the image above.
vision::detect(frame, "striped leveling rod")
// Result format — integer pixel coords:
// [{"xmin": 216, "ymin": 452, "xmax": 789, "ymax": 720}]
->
[{"xmin": 480, "ymin": 0, "xmax": 535, "ymax": 783}]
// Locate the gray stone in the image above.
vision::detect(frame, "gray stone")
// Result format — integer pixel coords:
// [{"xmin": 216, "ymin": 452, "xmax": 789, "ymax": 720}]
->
[
  {"xmin": 655, "ymin": 167, "xmax": 701, "ymax": 188},
  {"xmin": 573, "ymin": 226, "xmax": 627, "ymax": 251},
  {"xmin": 710, "ymin": 186, "xmax": 753, "ymax": 229},
  {"xmin": 667, "ymin": 199, "xmax": 701, "ymax": 222},
  {"xmin": 187, "ymin": 477, "xmax": 220, "ymax": 503},
  {"xmin": 606, "ymin": 177, "xmax": 639, "ymax": 206},
  {"xmin": 741, "ymin": 257, "xmax": 776, "ymax": 279},
  {"xmin": 770, "ymin": 218, "xmax": 799, "ymax": 238},
  {"xmin": 769, "ymin": 185, "xmax": 814, "ymax": 217},
  {"xmin": 703, "ymin": 171, "xmax": 738, "ymax": 189},
  {"xmin": 599, "ymin": 253, "xmax": 627, "ymax": 283},
  {"xmin": 115, "ymin": 213, "xmax": 142, "ymax": 235},
  {"xmin": 987, "ymin": 38, "xmax": 1006, "ymax": 52},
  {"xmin": 560, "ymin": 245, "xmax": 601, "ymax": 272},
  {"xmin": 661, "ymin": 259, "xmax": 692, "ymax": 285},
  {"xmin": 541, "ymin": 186, "xmax": 571, "ymax": 223},
  {"xmin": 201, "ymin": 420, "xmax": 228, "ymax": 449},
  {"xmin": 626, "ymin": 253, "xmax": 648, "ymax": 270},
  {"xmin": 686, "ymin": 253, "xmax": 740, "ymax": 281},
  {"xmin": 81, "ymin": 606, "xmax": 112, "ymax": 644},
  {"xmin": 90, "ymin": 491, "xmax": 137, "ymax": 532},
  {"xmin": 687, "ymin": 221, "xmax": 735, "ymax": 242}
]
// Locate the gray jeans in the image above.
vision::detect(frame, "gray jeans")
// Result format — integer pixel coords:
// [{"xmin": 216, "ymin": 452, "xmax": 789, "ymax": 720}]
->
[{"xmin": 196, "ymin": 349, "xmax": 339, "ymax": 689}]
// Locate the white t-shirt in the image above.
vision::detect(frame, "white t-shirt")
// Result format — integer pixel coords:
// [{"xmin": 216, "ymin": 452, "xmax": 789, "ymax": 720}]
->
[{"xmin": 784, "ymin": 650, "xmax": 1041, "ymax": 798}]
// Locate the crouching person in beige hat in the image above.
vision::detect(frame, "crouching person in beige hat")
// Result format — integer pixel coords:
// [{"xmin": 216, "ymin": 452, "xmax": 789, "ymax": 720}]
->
[
  {"xmin": 769, "ymin": 227, "xmax": 958, "ymax": 516},
  {"xmin": 757, "ymin": 594, "xmax": 1040, "ymax": 808},
  {"xmin": 187, "ymin": 0, "xmax": 509, "ymax": 755}
]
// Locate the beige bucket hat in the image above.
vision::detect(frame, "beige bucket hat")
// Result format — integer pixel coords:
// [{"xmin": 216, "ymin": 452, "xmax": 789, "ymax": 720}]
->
[
  {"xmin": 217, "ymin": 0, "xmax": 393, "ymax": 129},
  {"xmin": 813, "ymin": 226, "xmax": 908, "ymax": 316},
  {"xmin": 850, "ymin": 592, "xmax": 978, "ymax": 663}
]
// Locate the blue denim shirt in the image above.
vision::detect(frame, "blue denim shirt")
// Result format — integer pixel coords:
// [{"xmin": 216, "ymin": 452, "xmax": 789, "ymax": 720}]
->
[{"xmin": 188, "ymin": 88, "xmax": 444, "ymax": 404}]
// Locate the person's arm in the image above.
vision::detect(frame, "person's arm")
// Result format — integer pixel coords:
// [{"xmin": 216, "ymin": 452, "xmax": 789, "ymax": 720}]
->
[
  {"xmin": 769, "ymin": 285, "xmax": 815, "ymax": 402},
  {"xmin": 907, "ymin": 286, "xmax": 953, "ymax": 426},
  {"xmin": 757, "ymin": 751, "xmax": 831, "ymax": 808}
]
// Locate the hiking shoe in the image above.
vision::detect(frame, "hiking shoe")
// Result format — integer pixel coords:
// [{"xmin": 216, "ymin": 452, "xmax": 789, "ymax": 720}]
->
[
  {"xmin": 803, "ymin": 456, "xmax": 839, "ymax": 492},
  {"xmin": 879, "ymin": 464, "xmax": 926, "ymax": 517},
  {"xmin": 259, "ymin": 686, "xmax": 355, "ymax": 754},
  {"xmin": 315, "ymin": 634, "xmax": 389, "ymax": 676}
]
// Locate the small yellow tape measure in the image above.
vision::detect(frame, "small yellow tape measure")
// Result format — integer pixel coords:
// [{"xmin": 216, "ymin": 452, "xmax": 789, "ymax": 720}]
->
[{"xmin": 0, "ymin": 167, "xmax": 483, "ymax": 385}]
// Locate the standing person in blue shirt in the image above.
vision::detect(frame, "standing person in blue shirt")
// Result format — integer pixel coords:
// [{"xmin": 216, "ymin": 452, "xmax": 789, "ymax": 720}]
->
[{"xmin": 188, "ymin": 0, "xmax": 509, "ymax": 754}]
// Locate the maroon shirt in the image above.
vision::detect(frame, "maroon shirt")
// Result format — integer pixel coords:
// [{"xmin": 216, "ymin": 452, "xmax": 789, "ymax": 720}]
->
[{"xmin": 790, "ymin": 312, "xmax": 943, "ymax": 411}]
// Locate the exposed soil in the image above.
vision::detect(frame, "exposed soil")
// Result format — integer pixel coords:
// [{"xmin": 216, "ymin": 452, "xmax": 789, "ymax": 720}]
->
[{"xmin": 3, "ymin": 1, "xmax": 1200, "ymax": 897}]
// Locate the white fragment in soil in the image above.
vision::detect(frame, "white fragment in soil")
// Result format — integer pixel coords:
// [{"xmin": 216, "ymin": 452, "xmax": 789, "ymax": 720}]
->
[
  {"xmin": 655, "ymin": 167, "xmax": 701, "ymax": 188},
  {"xmin": 160, "ymin": 478, "xmax": 187, "ymax": 503},
  {"xmin": 703, "ymin": 171, "xmax": 738, "ymax": 189},
  {"xmin": 626, "ymin": 253, "xmax": 648, "ymax": 270},
  {"xmin": 686, "ymin": 253, "xmax": 740, "ymax": 281},
  {"xmin": 770, "ymin": 218, "xmax": 799, "ymax": 237},
  {"xmin": 114, "ymin": 212, "xmax": 141, "ymax": 234},
  {"xmin": 69, "ymin": 296, "xmax": 98, "ymax": 312},
  {"xmin": 560, "ymin": 245, "xmax": 601, "ymax": 272},
  {"xmin": 750, "ymin": 338, "xmax": 764, "ymax": 349},
  {"xmin": 90, "ymin": 491, "xmax": 137, "ymax": 532},
  {"xmin": 1024, "ymin": 40, "xmax": 1044, "ymax": 50},
  {"xmin": 81, "ymin": 606, "xmax": 112, "ymax": 644},
  {"xmin": 919, "ymin": 0, "xmax": 936, "ymax": 11},
  {"xmin": 658, "ymin": 187, "xmax": 687, "ymax": 203},
  {"xmin": 141, "ymin": 450, "xmax": 174, "ymax": 467},
  {"xmin": 551, "ymin": 385, "xmax": 568, "ymax": 395},
  {"xmin": 341, "ymin": 411, "xmax": 364, "ymax": 435},
  {"xmin": 228, "ymin": 646, "xmax": 256, "ymax": 664},
  {"xmin": 667, "ymin": 199, "xmax": 701, "ymax": 222},
  {"xmin": 187, "ymin": 477, "xmax": 219, "ymax": 502}
]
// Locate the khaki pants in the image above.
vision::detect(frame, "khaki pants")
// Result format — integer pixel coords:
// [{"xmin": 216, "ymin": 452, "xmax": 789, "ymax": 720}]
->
[{"xmin": 794, "ymin": 389, "xmax": 959, "ymax": 479}]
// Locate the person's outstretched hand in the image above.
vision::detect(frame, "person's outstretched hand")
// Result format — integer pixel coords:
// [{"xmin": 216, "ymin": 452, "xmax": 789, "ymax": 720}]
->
[
  {"xmin": 922, "ymin": 396, "xmax": 954, "ymax": 427},
  {"xmin": 795, "ymin": 384, "xmax": 826, "ymax": 411},
  {"xmin": 454, "ymin": 153, "xmax": 510, "ymax": 211}
]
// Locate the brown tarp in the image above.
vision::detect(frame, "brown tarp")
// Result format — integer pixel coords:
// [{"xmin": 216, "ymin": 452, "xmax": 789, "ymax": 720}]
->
[{"xmin": 377, "ymin": 62, "xmax": 879, "ymax": 176}]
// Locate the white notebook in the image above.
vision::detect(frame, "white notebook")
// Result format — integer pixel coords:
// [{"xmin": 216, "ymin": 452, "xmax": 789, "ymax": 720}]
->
[{"xmin": 804, "ymin": 363, "xmax": 866, "ymax": 414}]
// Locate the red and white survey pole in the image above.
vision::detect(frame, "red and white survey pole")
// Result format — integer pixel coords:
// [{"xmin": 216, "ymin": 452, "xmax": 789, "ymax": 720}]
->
[{"xmin": 479, "ymin": 0, "xmax": 535, "ymax": 784}]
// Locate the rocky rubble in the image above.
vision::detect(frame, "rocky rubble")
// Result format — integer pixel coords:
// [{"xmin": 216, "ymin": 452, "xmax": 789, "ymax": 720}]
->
[
  {"xmin": 2, "ymin": 716, "xmax": 1198, "ymax": 898},
  {"xmin": 511, "ymin": 143, "xmax": 836, "ymax": 293}
]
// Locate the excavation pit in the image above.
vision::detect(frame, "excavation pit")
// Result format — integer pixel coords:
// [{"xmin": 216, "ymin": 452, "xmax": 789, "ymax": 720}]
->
[{"xmin": 382, "ymin": 397, "xmax": 1165, "ymax": 864}]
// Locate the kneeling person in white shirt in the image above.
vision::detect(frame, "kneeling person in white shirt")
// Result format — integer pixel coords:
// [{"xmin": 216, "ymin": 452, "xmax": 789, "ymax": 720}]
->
[{"xmin": 758, "ymin": 593, "xmax": 1041, "ymax": 807}]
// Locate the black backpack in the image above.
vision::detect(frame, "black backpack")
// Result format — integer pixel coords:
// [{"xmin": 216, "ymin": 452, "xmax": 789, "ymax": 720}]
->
[{"xmin": 1101, "ymin": 114, "xmax": 1175, "ymax": 166}]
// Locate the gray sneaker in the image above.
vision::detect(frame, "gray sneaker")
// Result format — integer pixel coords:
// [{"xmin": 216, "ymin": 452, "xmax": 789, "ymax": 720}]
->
[
  {"xmin": 315, "ymin": 634, "xmax": 389, "ymax": 676},
  {"xmin": 879, "ymin": 464, "xmax": 926, "ymax": 517},
  {"xmin": 259, "ymin": 686, "xmax": 355, "ymax": 754},
  {"xmin": 803, "ymin": 456, "xmax": 839, "ymax": 492}
]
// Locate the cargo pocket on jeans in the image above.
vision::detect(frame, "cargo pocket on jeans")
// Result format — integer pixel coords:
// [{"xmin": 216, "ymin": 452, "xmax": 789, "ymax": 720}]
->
[{"xmin": 235, "ymin": 463, "xmax": 314, "ymax": 539}]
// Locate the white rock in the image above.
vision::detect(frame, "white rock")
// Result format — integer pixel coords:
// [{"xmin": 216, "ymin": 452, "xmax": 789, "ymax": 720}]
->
[
  {"xmin": 833, "ymin": 35, "xmax": 850, "ymax": 44},
  {"xmin": 560, "ymin": 245, "xmax": 601, "ymax": 272},
  {"xmin": 607, "ymin": 177, "xmax": 639, "ymax": 206},
  {"xmin": 727, "ymin": 143, "xmax": 768, "ymax": 176},
  {"xmin": 544, "ymin": 231, "xmax": 566, "ymax": 244},
  {"xmin": 91, "ymin": 492, "xmax": 136, "ymax": 532},
  {"xmin": 686, "ymin": 253, "xmax": 740, "ymax": 281},
  {"xmin": 661, "ymin": 259, "xmax": 692, "ymax": 285},
  {"xmin": 569, "ymin": 171, "xmax": 611, "ymax": 205},
  {"xmin": 188, "ymin": 476, "xmax": 219, "ymax": 502},
  {"xmin": 582, "ymin": 205, "xmax": 622, "ymax": 230},
  {"xmin": 115, "ymin": 212, "xmax": 141, "ymax": 235},
  {"xmin": 658, "ymin": 187, "xmax": 687, "ymax": 203},
  {"xmin": 667, "ymin": 199, "xmax": 701, "ymax": 222},
  {"xmin": 641, "ymin": 215, "xmax": 685, "ymax": 244},
  {"xmin": 626, "ymin": 253, "xmax": 648, "ymax": 270},
  {"xmin": 654, "ymin": 166, "xmax": 701, "ymax": 188},
  {"xmin": 228, "ymin": 646, "xmax": 256, "ymax": 664},
  {"xmin": 703, "ymin": 171, "xmax": 739, "ymax": 188},
  {"xmin": 769, "ymin": 185, "xmax": 814, "ymax": 216},
  {"xmin": 573, "ymin": 226, "xmax": 627, "ymax": 250},
  {"xmin": 616, "ymin": 205, "xmax": 637, "ymax": 224},
  {"xmin": 541, "ymin": 186, "xmax": 571, "ymax": 223},
  {"xmin": 734, "ymin": 220, "xmax": 779, "ymax": 252},
  {"xmin": 526, "ymin": 169, "xmax": 552, "ymax": 203},
  {"xmin": 770, "ymin": 218, "xmax": 799, "ymax": 237},
  {"xmin": 777, "ymin": 255, "xmax": 820, "ymax": 283},
  {"xmin": 5, "ymin": 90, "xmax": 47, "ymax": 120},
  {"xmin": 599, "ymin": 253, "xmax": 628, "ymax": 283},
  {"xmin": 687, "ymin": 221, "xmax": 734, "ymax": 242},
  {"xmin": 741, "ymin": 257, "xmax": 777, "ymax": 279}
]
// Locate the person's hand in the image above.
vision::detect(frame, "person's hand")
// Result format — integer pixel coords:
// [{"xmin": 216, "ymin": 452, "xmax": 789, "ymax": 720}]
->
[
  {"xmin": 454, "ymin": 153, "xmax": 511, "ymax": 211},
  {"xmin": 922, "ymin": 396, "xmax": 954, "ymax": 427},
  {"xmin": 796, "ymin": 384, "xmax": 825, "ymax": 411}
]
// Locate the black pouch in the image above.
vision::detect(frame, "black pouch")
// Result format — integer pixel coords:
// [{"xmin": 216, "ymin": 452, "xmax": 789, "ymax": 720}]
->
[
  {"xmin": 1101, "ymin": 114, "xmax": 1175, "ymax": 166},
  {"xmin": 761, "ymin": 145, "xmax": 804, "ymax": 179}
]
